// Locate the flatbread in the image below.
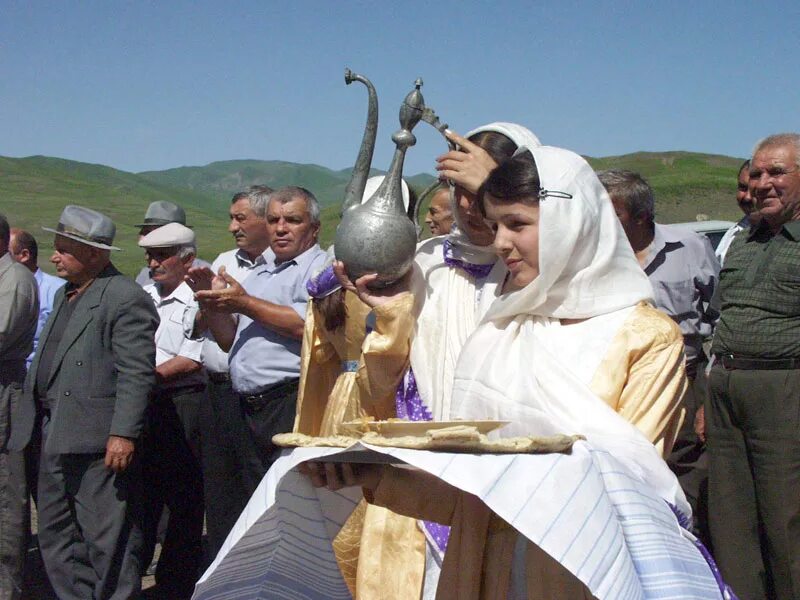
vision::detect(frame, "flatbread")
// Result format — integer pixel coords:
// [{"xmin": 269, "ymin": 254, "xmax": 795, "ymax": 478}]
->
[{"xmin": 274, "ymin": 426, "xmax": 583, "ymax": 455}]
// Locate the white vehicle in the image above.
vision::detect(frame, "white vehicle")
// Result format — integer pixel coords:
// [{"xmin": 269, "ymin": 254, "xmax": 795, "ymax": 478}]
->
[{"xmin": 673, "ymin": 219, "xmax": 736, "ymax": 250}]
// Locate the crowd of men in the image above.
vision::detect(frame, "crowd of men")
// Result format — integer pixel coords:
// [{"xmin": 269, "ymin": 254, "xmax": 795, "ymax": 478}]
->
[{"xmin": 0, "ymin": 132, "xmax": 799, "ymax": 599}]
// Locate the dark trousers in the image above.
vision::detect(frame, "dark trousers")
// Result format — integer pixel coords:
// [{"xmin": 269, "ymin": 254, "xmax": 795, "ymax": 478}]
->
[
  {"xmin": 201, "ymin": 377, "xmax": 249, "ymax": 561},
  {"xmin": 239, "ymin": 379, "xmax": 299, "ymax": 497},
  {"xmin": 141, "ymin": 387, "xmax": 205, "ymax": 597},
  {"xmin": 707, "ymin": 364, "xmax": 800, "ymax": 600},
  {"xmin": 37, "ymin": 415, "xmax": 144, "ymax": 600},
  {"xmin": 667, "ymin": 363, "xmax": 710, "ymax": 548},
  {"xmin": 0, "ymin": 374, "xmax": 29, "ymax": 600}
]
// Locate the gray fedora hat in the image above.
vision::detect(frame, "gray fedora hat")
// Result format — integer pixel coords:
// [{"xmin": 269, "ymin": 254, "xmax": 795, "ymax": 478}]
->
[
  {"xmin": 135, "ymin": 201, "xmax": 187, "ymax": 228},
  {"xmin": 43, "ymin": 205, "xmax": 121, "ymax": 251}
]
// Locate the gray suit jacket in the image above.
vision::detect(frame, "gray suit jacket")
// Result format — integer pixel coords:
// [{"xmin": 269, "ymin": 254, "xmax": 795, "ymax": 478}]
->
[{"xmin": 13, "ymin": 264, "xmax": 159, "ymax": 454}]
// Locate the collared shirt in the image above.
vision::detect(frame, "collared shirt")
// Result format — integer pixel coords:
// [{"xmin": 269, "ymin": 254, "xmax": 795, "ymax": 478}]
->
[
  {"xmin": 28, "ymin": 268, "xmax": 66, "ymax": 369},
  {"xmin": 714, "ymin": 216, "xmax": 751, "ymax": 266},
  {"xmin": 144, "ymin": 281, "xmax": 206, "ymax": 388},
  {"xmin": 712, "ymin": 220, "xmax": 800, "ymax": 359},
  {"xmin": 642, "ymin": 223, "xmax": 720, "ymax": 364},
  {"xmin": 229, "ymin": 245, "xmax": 328, "ymax": 394},
  {"xmin": 200, "ymin": 248, "xmax": 272, "ymax": 374},
  {"xmin": 0, "ymin": 252, "xmax": 38, "ymax": 369}
]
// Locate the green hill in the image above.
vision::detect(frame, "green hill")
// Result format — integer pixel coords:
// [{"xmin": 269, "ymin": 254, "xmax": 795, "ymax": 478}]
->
[
  {"xmin": 586, "ymin": 151, "xmax": 746, "ymax": 222},
  {"xmin": 138, "ymin": 160, "xmax": 438, "ymax": 208},
  {"xmin": 0, "ymin": 150, "xmax": 746, "ymax": 279},
  {"xmin": 0, "ymin": 155, "xmax": 228, "ymax": 277}
]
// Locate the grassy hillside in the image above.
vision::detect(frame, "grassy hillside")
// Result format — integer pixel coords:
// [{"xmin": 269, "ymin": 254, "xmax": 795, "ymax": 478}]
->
[
  {"xmin": 0, "ymin": 156, "xmax": 230, "ymax": 277},
  {"xmin": 1, "ymin": 150, "xmax": 746, "ymax": 279},
  {"xmin": 139, "ymin": 159, "xmax": 438, "ymax": 208},
  {"xmin": 586, "ymin": 151, "xmax": 746, "ymax": 222}
]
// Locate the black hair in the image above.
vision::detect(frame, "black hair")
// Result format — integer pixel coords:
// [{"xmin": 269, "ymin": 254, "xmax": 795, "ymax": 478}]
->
[
  {"xmin": 0, "ymin": 215, "xmax": 9, "ymax": 248},
  {"xmin": 469, "ymin": 131, "xmax": 518, "ymax": 164},
  {"xmin": 479, "ymin": 151, "xmax": 541, "ymax": 215}
]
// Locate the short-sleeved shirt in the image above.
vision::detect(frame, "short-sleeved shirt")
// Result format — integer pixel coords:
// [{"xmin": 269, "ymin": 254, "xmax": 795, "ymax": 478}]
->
[
  {"xmin": 229, "ymin": 245, "xmax": 328, "ymax": 394},
  {"xmin": 144, "ymin": 281, "xmax": 206, "ymax": 389},
  {"xmin": 28, "ymin": 269, "xmax": 66, "ymax": 369},
  {"xmin": 200, "ymin": 248, "xmax": 272, "ymax": 374},
  {"xmin": 642, "ymin": 224, "xmax": 720, "ymax": 364},
  {"xmin": 712, "ymin": 220, "xmax": 800, "ymax": 359},
  {"xmin": 714, "ymin": 216, "xmax": 750, "ymax": 266}
]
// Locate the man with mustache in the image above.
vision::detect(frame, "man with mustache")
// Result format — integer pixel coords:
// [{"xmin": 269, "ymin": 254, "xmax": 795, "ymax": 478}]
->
[
  {"xmin": 196, "ymin": 184, "xmax": 273, "ymax": 559},
  {"xmin": 188, "ymin": 186, "xmax": 327, "ymax": 506},
  {"xmin": 138, "ymin": 223, "xmax": 206, "ymax": 598},
  {"xmin": 708, "ymin": 133, "xmax": 800, "ymax": 599},
  {"xmin": 715, "ymin": 159, "xmax": 760, "ymax": 265},
  {"xmin": 134, "ymin": 201, "xmax": 210, "ymax": 287}
]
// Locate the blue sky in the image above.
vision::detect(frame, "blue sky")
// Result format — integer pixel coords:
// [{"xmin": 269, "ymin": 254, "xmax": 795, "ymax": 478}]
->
[{"xmin": 2, "ymin": 1, "xmax": 799, "ymax": 177}]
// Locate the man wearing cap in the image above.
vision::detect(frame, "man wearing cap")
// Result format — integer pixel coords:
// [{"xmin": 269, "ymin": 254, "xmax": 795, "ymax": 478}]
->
[
  {"xmin": 19, "ymin": 205, "xmax": 158, "ymax": 599},
  {"xmin": 0, "ymin": 214, "xmax": 38, "ymax": 599},
  {"xmin": 138, "ymin": 223, "xmax": 205, "ymax": 597},
  {"xmin": 134, "ymin": 200, "xmax": 211, "ymax": 287},
  {"xmin": 195, "ymin": 185, "xmax": 273, "ymax": 559},
  {"xmin": 188, "ymin": 186, "xmax": 327, "ymax": 495}
]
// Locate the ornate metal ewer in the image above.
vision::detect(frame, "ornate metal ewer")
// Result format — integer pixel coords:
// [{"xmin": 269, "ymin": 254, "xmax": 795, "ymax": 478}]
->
[{"xmin": 334, "ymin": 70, "xmax": 425, "ymax": 286}]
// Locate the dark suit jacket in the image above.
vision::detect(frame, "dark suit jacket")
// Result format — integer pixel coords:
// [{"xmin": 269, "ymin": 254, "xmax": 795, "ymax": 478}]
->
[{"xmin": 12, "ymin": 264, "xmax": 159, "ymax": 454}]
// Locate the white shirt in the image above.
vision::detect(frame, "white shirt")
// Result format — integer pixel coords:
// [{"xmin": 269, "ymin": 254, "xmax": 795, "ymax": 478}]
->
[
  {"xmin": 715, "ymin": 216, "xmax": 750, "ymax": 266},
  {"xmin": 145, "ymin": 281, "xmax": 205, "ymax": 388},
  {"xmin": 201, "ymin": 248, "xmax": 272, "ymax": 374}
]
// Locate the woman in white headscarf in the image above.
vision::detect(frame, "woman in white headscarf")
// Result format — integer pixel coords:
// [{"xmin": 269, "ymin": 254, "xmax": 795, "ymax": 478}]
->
[
  {"xmin": 308, "ymin": 146, "xmax": 730, "ymax": 599},
  {"xmin": 404, "ymin": 123, "xmax": 543, "ymax": 423}
]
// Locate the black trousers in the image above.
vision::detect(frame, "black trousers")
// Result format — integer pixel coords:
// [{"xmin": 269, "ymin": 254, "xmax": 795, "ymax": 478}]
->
[
  {"xmin": 201, "ymin": 377, "xmax": 249, "ymax": 561},
  {"xmin": 37, "ymin": 415, "xmax": 144, "ymax": 600},
  {"xmin": 707, "ymin": 364, "xmax": 800, "ymax": 600},
  {"xmin": 141, "ymin": 386, "xmax": 205, "ymax": 598},
  {"xmin": 239, "ymin": 379, "xmax": 299, "ymax": 497}
]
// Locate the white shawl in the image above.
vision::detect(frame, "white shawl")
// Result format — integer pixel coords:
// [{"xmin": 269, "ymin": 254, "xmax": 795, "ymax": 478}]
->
[
  {"xmin": 410, "ymin": 122, "xmax": 541, "ymax": 420},
  {"xmin": 451, "ymin": 145, "xmax": 690, "ymax": 515}
]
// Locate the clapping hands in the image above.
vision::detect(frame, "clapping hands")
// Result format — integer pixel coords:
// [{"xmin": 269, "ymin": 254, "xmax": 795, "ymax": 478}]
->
[{"xmin": 187, "ymin": 266, "xmax": 247, "ymax": 314}]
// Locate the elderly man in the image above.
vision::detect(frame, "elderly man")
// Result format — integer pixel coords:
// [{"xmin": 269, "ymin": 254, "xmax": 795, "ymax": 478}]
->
[
  {"xmin": 424, "ymin": 185, "xmax": 454, "ymax": 236},
  {"xmin": 715, "ymin": 160, "xmax": 760, "ymax": 265},
  {"xmin": 8, "ymin": 229, "xmax": 65, "ymax": 369},
  {"xmin": 138, "ymin": 223, "xmax": 206, "ymax": 597},
  {"xmin": 20, "ymin": 205, "xmax": 158, "ymax": 599},
  {"xmin": 598, "ymin": 169, "xmax": 719, "ymax": 545},
  {"xmin": 0, "ymin": 215, "xmax": 38, "ymax": 599},
  {"xmin": 188, "ymin": 186, "xmax": 327, "ymax": 494},
  {"xmin": 134, "ymin": 200, "xmax": 210, "ymax": 286},
  {"xmin": 708, "ymin": 133, "xmax": 800, "ymax": 599},
  {"xmin": 198, "ymin": 185, "xmax": 273, "ymax": 559}
]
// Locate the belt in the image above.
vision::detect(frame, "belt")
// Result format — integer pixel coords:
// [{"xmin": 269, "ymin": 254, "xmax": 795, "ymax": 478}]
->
[
  {"xmin": 714, "ymin": 354, "xmax": 800, "ymax": 371},
  {"xmin": 208, "ymin": 371, "xmax": 231, "ymax": 384},
  {"xmin": 152, "ymin": 383, "xmax": 207, "ymax": 401},
  {"xmin": 238, "ymin": 378, "xmax": 299, "ymax": 410}
]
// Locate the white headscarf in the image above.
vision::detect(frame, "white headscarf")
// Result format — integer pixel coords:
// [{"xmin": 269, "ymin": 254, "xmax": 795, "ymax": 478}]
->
[
  {"xmin": 450, "ymin": 145, "xmax": 688, "ymax": 514},
  {"xmin": 409, "ymin": 122, "xmax": 541, "ymax": 421},
  {"xmin": 446, "ymin": 122, "xmax": 543, "ymax": 265}
]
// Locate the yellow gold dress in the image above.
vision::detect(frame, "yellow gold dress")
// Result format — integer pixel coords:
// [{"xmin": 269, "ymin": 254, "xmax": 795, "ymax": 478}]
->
[
  {"xmin": 294, "ymin": 291, "xmax": 427, "ymax": 599},
  {"xmin": 366, "ymin": 302, "xmax": 687, "ymax": 599}
]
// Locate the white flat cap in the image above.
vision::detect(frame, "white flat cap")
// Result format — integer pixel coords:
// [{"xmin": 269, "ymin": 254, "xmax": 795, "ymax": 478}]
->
[{"xmin": 138, "ymin": 222, "xmax": 195, "ymax": 248}]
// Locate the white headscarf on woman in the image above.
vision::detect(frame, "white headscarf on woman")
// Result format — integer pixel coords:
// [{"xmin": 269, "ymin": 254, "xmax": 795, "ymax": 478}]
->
[
  {"xmin": 450, "ymin": 145, "xmax": 689, "ymax": 515},
  {"xmin": 409, "ymin": 123, "xmax": 541, "ymax": 421}
]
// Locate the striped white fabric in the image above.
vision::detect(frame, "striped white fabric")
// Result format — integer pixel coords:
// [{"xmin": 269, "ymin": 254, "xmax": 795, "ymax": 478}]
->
[{"xmin": 194, "ymin": 443, "xmax": 727, "ymax": 600}]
